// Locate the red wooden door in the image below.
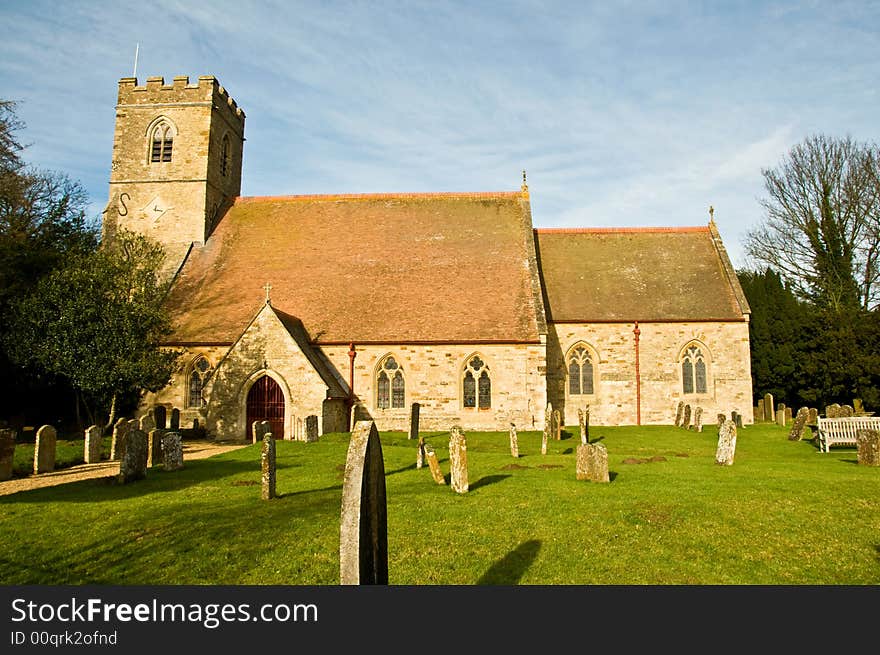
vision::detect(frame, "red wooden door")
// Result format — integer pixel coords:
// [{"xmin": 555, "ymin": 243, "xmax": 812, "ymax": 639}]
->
[{"xmin": 246, "ymin": 376, "xmax": 285, "ymax": 439}]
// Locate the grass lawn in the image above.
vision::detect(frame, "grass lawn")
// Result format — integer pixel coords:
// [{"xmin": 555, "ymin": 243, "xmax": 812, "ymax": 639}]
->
[{"xmin": 1, "ymin": 423, "xmax": 878, "ymax": 585}]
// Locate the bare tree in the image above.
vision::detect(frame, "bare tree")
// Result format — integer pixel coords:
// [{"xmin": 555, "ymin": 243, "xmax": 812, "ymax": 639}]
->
[{"xmin": 746, "ymin": 135, "xmax": 880, "ymax": 311}]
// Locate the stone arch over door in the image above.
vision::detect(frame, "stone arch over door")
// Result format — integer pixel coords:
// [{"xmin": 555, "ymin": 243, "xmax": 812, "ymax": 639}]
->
[{"xmin": 244, "ymin": 373, "xmax": 287, "ymax": 440}]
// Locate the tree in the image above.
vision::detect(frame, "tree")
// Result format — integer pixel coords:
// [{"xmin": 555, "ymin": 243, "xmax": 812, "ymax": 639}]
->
[
  {"xmin": 4, "ymin": 229, "xmax": 181, "ymax": 428},
  {"xmin": 745, "ymin": 135, "xmax": 880, "ymax": 311}
]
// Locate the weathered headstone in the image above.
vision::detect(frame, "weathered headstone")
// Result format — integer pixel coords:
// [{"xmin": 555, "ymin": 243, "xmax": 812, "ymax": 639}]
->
[
  {"xmin": 717, "ymin": 413, "xmax": 726, "ymax": 427},
  {"xmin": 553, "ymin": 409, "xmax": 562, "ymax": 441},
  {"xmin": 674, "ymin": 401, "xmax": 684, "ymax": 427},
  {"xmin": 409, "ymin": 402, "xmax": 420, "ymax": 440},
  {"xmin": 756, "ymin": 398, "xmax": 765, "ymax": 422},
  {"xmin": 734, "ymin": 412, "xmax": 744, "ymax": 429},
  {"xmin": 110, "ymin": 417, "xmax": 129, "ymax": 461},
  {"xmin": 449, "ymin": 426, "xmax": 468, "ymax": 494},
  {"xmin": 788, "ymin": 407, "xmax": 810, "ymax": 441},
  {"xmin": 305, "ymin": 415, "xmax": 319, "ymax": 443},
  {"xmin": 542, "ymin": 403, "xmax": 552, "ymax": 454},
  {"xmin": 33, "ymin": 425, "xmax": 57, "ymax": 474},
  {"xmin": 153, "ymin": 405, "xmax": 167, "ymax": 430},
  {"xmin": 139, "ymin": 412, "xmax": 156, "ymax": 433},
  {"xmin": 840, "ymin": 405, "xmax": 854, "ymax": 418},
  {"xmin": 252, "ymin": 420, "xmax": 271, "ymax": 444},
  {"xmin": 0, "ymin": 428, "xmax": 16, "ymax": 481},
  {"xmin": 853, "ymin": 398, "xmax": 865, "ymax": 415},
  {"xmin": 682, "ymin": 404, "xmax": 691, "ymax": 430},
  {"xmin": 856, "ymin": 430, "xmax": 880, "ymax": 466},
  {"xmin": 509, "ymin": 423, "xmax": 519, "ymax": 458},
  {"xmin": 808, "ymin": 408, "xmax": 819, "ymax": 425},
  {"xmin": 776, "ymin": 409, "xmax": 786, "ymax": 426},
  {"xmin": 339, "ymin": 420, "xmax": 388, "ymax": 585},
  {"xmin": 424, "ymin": 444, "xmax": 445, "ymax": 485},
  {"xmin": 416, "ymin": 436, "xmax": 425, "ymax": 469},
  {"xmin": 147, "ymin": 429, "xmax": 165, "ymax": 467},
  {"xmin": 784, "ymin": 406, "xmax": 792, "ymax": 423},
  {"xmin": 84, "ymin": 424, "xmax": 102, "ymax": 464},
  {"xmin": 825, "ymin": 403, "xmax": 841, "ymax": 419},
  {"xmin": 162, "ymin": 432, "xmax": 184, "ymax": 471},
  {"xmin": 576, "ymin": 443, "xmax": 610, "ymax": 483},
  {"xmin": 763, "ymin": 393, "xmax": 774, "ymax": 420},
  {"xmin": 118, "ymin": 429, "xmax": 148, "ymax": 483},
  {"xmin": 297, "ymin": 417, "xmax": 303, "ymax": 441},
  {"xmin": 583, "ymin": 406, "xmax": 590, "ymax": 444},
  {"xmin": 715, "ymin": 420, "xmax": 737, "ymax": 466},
  {"xmin": 169, "ymin": 408, "xmax": 180, "ymax": 431},
  {"xmin": 261, "ymin": 434, "xmax": 276, "ymax": 500},
  {"xmin": 692, "ymin": 407, "xmax": 703, "ymax": 433}
]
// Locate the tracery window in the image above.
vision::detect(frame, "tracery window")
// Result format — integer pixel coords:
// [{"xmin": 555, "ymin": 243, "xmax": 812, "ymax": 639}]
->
[
  {"xmin": 377, "ymin": 356, "xmax": 405, "ymax": 409},
  {"xmin": 567, "ymin": 346, "xmax": 594, "ymax": 395},
  {"xmin": 188, "ymin": 356, "xmax": 212, "ymax": 408},
  {"xmin": 150, "ymin": 120, "xmax": 174, "ymax": 163},
  {"xmin": 463, "ymin": 355, "xmax": 491, "ymax": 409},
  {"xmin": 682, "ymin": 345, "xmax": 707, "ymax": 395}
]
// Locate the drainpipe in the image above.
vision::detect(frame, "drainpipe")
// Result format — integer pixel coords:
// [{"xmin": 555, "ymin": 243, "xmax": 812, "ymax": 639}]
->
[
  {"xmin": 348, "ymin": 342, "xmax": 357, "ymax": 429},
  {"xmin": 633, "ymin": 322, "xmax": 642, "ymax": 426}
]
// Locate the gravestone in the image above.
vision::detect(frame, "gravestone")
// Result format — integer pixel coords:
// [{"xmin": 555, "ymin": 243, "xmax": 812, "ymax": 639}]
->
[
  {"xmin": 153, "ymin": 405, "xmax": 167, "ymax": 430},
  {"xmin": 110, "ymin": 417, "xmax": 129, "ymax": 461},
  {"xmin": 305, "ymin": 415, "xmax": 319, "ymax": 443},
  {"xmin": 853, "ymin": 398, "xmax": 864, "ymax": 415},
  {"xmin": 776, "ymin": 409, "xmax": 785, "ymax": 426},
  {"xmin": 261, "ymin": 434, "xmax": 276, "ymax": 500},
  {"xmin": 808, "ymin": 408, "xmax": 819, "ymax": 425},
  {"xmin": 784, "ymin": 406, "xmax": 792, "ymax": 423},
  {"xmin": 147, "ymin": 429, "xmax": 165, "ymax": 467},
  {"xmin": 424, "ymin": 444, "xmax": 445, "ymax": 485},
  {"xmin": 756, "ymin": 399, "xmax": 765, "ymax": 422},
  {"xmin": 717, "ymin": 413, "xmax": 726, "ymax": 428},
  {"xmin": 734, "ymin": 412, "xmax": 744, "ymax": 429},
  {"xmin": 840, "ymin": 405, "xmax": 854, "ymax": 417},
  {"xmin": 162, "ymin": 432, "xmax": 184, "ymax": 471},
  {"xmin": 553, "ymin": 409, "xmax": 562, "ymax": 441},
  {"xmin": 449, "ymin": 426, "xmax": 468, "ymax": 494},
  {"xmin": 339, "ymin": 420, "xmax": 388, "ymax": 585},
  {"xmin": 416, "ymin": 437, "xmax": 425, "ymax": 469},
  {"xmin": 139, "ymin": 412, "xmax": 156, "ymax": 433},
  {"xmin": 855, "ymin": 430, "xmax": 880, "ymax": 467},
  {"xmin": 409, "ymin": 403, "xmax": 420, "ymax": 440},
  {"xmin": 583, "ymin": 407, "xmax": 590, "ymax": 444},
  {"xmin": 576, "ymin": 443, "xmax": 610, "ymax": 483},
  {"xmin": 577, "ymin": 408, "xmax": 586, "ymax": 444},
  {"xmin": 118, "ymin": 429, "xmax": 148, "ymax": 483},
  {"xmin": 674, "ymin": 401, "xmax": 684, "ymax": 427},
  {"xmin": 297, "ymin": 418, "xmax": 304, "ymax": 441},
  {"xmin": 169, "ymin": 408, "xmax": 180, "ymax": 431},
  {"xmin": 509, "ymin": 423, "xmax": 519, "ymax": 458},
  {"xmin": 692, "ymin": 407, "xmax": 703, "ymax": 433},
  {"xmin": 0, "ymin": 428, "xmax": 16, "ymax": 481},
  {"xmin": 788, "ymin": 407, "xmax": 810, "ymax": 441},
  {"xmin": 84, "ymin": 424, "xmax": 102, "ymax": 464},
  {"xmin": 825, "ymin": 403, "xmax": 841, "ymax": 418},
  {"xmin": 715, "ymin": 420, "xmax": 737, "ymax": 466},
  {"xmin": 763, "ymin": 393, "xmax": 774, "ymax": 421},
  {"xmin": 542, "ymin": 403, "xmax": 553, "ymax": 454},
  {"xmin": 252, "ymin": 420, "xmax": 271, "ymax": 444},
  {"xmin": 682, "ymin": 404, "xmax": 691, "ymax": 430},
  {"xmin": 33, "ymin": 425, "xmax": 57, "ymax": 474}
]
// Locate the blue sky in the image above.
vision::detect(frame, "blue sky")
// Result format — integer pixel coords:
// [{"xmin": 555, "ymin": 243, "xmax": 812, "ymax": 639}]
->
[{"xmin": 1, "ymin": 0, "xmax": 878, "ymax": 267}]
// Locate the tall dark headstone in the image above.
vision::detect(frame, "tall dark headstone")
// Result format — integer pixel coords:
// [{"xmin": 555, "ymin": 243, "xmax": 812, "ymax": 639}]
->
[
  {"xmin": 409, "ymin": 402, "xmax": 420, "ymax": 440},
  {"xmin": 162, "ymin": 432, "xmax": 184, "ymax": 471},
  {"xmin": 169, "ymin": 408, "xmax": 180, "ymax": 431},
  {"xmin": 0, "ymin": 428, "xmax": 15, "ymax": 481},
  {"xmin": 340, "ymin": 420, "xmax": 388, "ymax": 585},
  {"xmin": 153, "ymin": 405, "xmax": 167, "ymax": 430},
  {"xmin": 305, "ymin": 415, "xmax": 319, "ymax": 443},
  {"xmin": 147, "ymin": 429, "xmax": 165, "ymax": 467},
  {"xmin": 118, "ymin": 429, "xmax": 148, "ymax": 483},
  {"xmin": 674, "ymin": 401, "xmax": 684, "ymax": 427},
  {"xmin": 682, "ymin": 404, "xmax": 692, "ymax": 430}
]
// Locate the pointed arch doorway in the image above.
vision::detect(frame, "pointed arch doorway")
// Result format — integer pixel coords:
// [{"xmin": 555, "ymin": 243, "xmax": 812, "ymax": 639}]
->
[{"xmin": 246, "ymin": 375, "xmax": 285, "ymax": 439}]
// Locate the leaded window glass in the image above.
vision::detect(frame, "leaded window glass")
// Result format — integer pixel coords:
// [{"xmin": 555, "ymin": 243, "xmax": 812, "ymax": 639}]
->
[
  {"xmin": 377, "ymin": 370, "xmax": 390, "ymax": 409},
  {"xmin": 682, "ymin": 345, "xmax": 707, "ymax": 395},
  {"xmin": 463, "ymin": 370, "xmax": 476, "ymax": 408},
  {"xmin": 391, "ymin": 371, "xmax": 405, "ymax": 408},
  {"xmin": 478, "ymin": 371, "xmax": 491, "ymax": 409},
  {"xmin": 377, "ymin": 356, "xmax": 405, "ymax": 410},
  {"xmin": 188, "ymin": 356, "xmax": 211, "ymax": 408},
  {"xmin": 463, "ymin": 356, "xmax": 490, "ymax": 409},
  {"xmin": 568, "ymin": 346, "xmax": 594, "ymax": 395}
]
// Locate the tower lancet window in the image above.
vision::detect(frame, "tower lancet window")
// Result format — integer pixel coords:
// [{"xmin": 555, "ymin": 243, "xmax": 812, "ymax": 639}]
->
[
  {"xmin": 220, "ymin": 135, "xmax": 230, "ymax": 177},
  {"xmin": 150, "ymin": 121, "xmax": 174, "ymax": 163}
]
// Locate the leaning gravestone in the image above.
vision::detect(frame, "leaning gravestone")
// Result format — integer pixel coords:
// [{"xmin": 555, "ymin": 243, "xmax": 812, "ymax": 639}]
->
[
  {"xmin": 84, "ymin": 424, "xmax": 102, "ymax": 464},
  {"xmin": 576, "ymin": 442, "xmax": 610, "ymax": 483},
  {"xmin": 147, "ymin": 429, "xmax": 165, "ymax": 467},
  {"xmin": 153, "ymin": 405, "xmax": 167, "ymax": 430},
  {"xmin": 0, "ymin": 428, "xmax": 16, "ymax": 481},
  {"xmin": 449, "ymin": 426, "xmax": 468, "ymax": 494},
  {"xmin": 305, "ymin": 415, "xmax": 319, "ymax": 443},
  {"xmin": 692, "ymin": 407, "xmax": 703, "ymax": 433},
  {"xmin": 788, "ymin": 407, "xmax": 810, "ymax": 441},
  {"xmin": 856, "ymin": 430, "xmax": 880, "ymax": 467},
  {"xmin": 118, "ymin": 429, "xmax": 148, "ymax": 484},
  {"xmin": 682, "ymin": 404, "xmax": 691, "ymax": 430},
  {"xmin": 110, "ymin": 417, "xmax": 129, "ymax": 461},
  {"xmin": 169, "ymin": 408, "xmax": 180, "ymax": 431},
  {"xmin": 424, "ymin": 443, "xmax": 445, "ymax": 485},
  {"xmin": 715, "ymin": 420, "xmax": 737, "ymax": 466},
  {"xmin": 542, "ymin": 403, "xmax": 553, "ymax": 454},
  {"xmin": 339, "ymin": 420, "xmax": 388, "ymax": 585},
  {"xmin": 409, "ymin": 402, "xmax": 420, "ymax": 440},
  {"xmin": 416, "ymin": 437, "xmax": 425, "ymax": 469},
  {"xmin": 162, "ymin": 432, "xmax": 184, "ymax": 472},
  {"xmin": 261, "ymin": 434, "xmax": 276, "ymax": 500},
  {"xmin": 252, "ymin": 420, "xmax": 271, "ymax": 444},
  {"xmin": 34, "ymin": 425, "xmax": 57, "ymax": 474},
  {"xmin": 509, "ymin": 423, "xmax": 519, "ymax": 458},
  {"xmin": 674, "ymin": 401, "xmax": 684, "ymax": 427}
]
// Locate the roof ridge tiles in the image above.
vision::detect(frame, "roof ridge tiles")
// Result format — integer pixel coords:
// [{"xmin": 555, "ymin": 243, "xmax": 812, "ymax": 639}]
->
[
  {"xmin": 235, "ymin": 191, "xmax": 522, "ymax": 204},
  {"xmin": 534, "ymin": 226, "xmax": 710, "ymax": 234}
]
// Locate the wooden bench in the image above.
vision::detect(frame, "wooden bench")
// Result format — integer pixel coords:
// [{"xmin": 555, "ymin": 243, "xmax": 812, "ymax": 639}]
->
[{"xmin": 816, "ymin": 416, "xmax": 880, "ymax": 452}]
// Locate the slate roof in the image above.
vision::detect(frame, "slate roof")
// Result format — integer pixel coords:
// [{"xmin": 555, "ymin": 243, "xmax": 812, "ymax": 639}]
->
[
  {"xmin": 164, "ymin": 192, "xmax": 545, "ymax": 344},
  {"xmin": 534, "ymin": 226, "xmax": 749, "ymax": 322}
]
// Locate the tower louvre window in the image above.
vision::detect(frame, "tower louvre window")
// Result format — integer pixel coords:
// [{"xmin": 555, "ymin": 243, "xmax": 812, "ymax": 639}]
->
[
  {"xmin": 220, "ymin": 135, "xmax": 230, "ymax": 177},
  {"xmin": 150, "ymin": 122, "xmax": 174, "ymax": 163}
]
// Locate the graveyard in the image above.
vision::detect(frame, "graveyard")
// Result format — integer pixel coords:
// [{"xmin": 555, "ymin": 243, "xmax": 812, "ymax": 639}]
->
[{"xmin": 1, "ymin": 419, "xmax": 878, "ymax": 585}]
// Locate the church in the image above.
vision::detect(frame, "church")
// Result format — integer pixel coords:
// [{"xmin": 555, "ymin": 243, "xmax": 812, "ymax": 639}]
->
[{"xmin": 102, "ymin": 75, "xmax": 754, "ymax": 441}]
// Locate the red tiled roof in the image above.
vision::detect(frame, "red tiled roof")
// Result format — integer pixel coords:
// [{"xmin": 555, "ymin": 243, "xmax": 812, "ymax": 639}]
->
[{"xmin": 164, "ymin": 192, "xmax": 544, "ymax": 344}]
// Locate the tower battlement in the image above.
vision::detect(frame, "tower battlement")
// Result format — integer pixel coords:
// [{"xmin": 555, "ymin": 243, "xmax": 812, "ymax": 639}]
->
[{"xmin": 117, "ymin": 75, "xmax": 245, "ymax": 124}]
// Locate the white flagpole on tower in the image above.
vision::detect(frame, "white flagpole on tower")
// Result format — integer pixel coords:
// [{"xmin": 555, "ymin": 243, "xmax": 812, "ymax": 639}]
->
[{"xmin": 133, "ymin": 43, "xmax": 139, "ymax": 79}]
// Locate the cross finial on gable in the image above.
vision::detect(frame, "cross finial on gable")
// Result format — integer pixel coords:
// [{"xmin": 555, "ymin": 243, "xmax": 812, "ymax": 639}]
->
[
  {"xmin": 709, "ymin": 205, "xmax": 715, "ymax": 223},
  {"xmin": 521, "ymin": 169, "xmax": 529, "ymax": 199},
  {"xmin": 263, "ymin": 282, "xmax": 272, "ymax": 305}
]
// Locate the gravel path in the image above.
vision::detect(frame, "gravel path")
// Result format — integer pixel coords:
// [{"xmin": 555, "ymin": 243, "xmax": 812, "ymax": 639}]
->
[{"xmin": 0, "ymin": 440, "xmax": 248, "ymax": 496}]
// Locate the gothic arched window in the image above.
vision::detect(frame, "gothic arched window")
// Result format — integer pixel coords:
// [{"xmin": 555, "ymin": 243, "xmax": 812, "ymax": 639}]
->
[
  {"xmin": 463, "ymin": 355, "xmax": 491, "ymax": 409},
  {"xmin": 681, "ymin": 345, "xmax": 708, "ymax": 395},
  {"xmin": 567, "ymin": 345, "xmax": 594, "ymax": 396},
  {"xmin": 377, "ymin": 356, "xmax": 405, "ymax": 409},
  {"xmin": 220, "ymin": 134, "xmax": 230, "ymax": 177},
  {"xmin": 188, "ymin": 355, "xmax": 212, "ymax": 408},
  {"xmin": 150, "ymin": 120, "xmax": 174, "ymax": 163}
]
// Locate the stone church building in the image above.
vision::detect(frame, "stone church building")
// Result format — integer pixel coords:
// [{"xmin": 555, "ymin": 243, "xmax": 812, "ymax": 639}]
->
[{"xmin": 102, "ymin": 75, "xmax": 753, "ymax": 441}]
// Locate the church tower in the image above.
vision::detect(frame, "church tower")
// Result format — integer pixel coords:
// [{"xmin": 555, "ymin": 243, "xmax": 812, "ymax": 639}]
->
[{"xmin": 103, "ymin": 75, "xmax": 245, "ymax": 278}]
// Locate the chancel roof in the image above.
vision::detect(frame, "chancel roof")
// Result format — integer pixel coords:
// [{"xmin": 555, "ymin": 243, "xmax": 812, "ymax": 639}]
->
[{"xmin": 164, "ymin": 192, "xmax": 545, "ymax": 344}]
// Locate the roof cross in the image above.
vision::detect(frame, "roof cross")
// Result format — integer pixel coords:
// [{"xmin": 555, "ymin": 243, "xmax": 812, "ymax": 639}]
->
[
  {"xmin": 709, "ymin": 205, "xmax": 715, "ymax": 222},
  {"xmin": 263, "ymin": 282, "xmax": 272, "ymax": 305}
]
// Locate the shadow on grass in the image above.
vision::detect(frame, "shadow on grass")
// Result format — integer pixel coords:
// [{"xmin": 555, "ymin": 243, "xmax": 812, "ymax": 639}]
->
[
  {"xmin": 469, "ymin": 474, "xmax": 511, "ymax": 491},
  {"xmin": 563, "ymin": 448, "xmax": 573, "ymax": 455},
  {"xmin": 476, "ymin": 539, "xmax": 542, "ymax": 585}
]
